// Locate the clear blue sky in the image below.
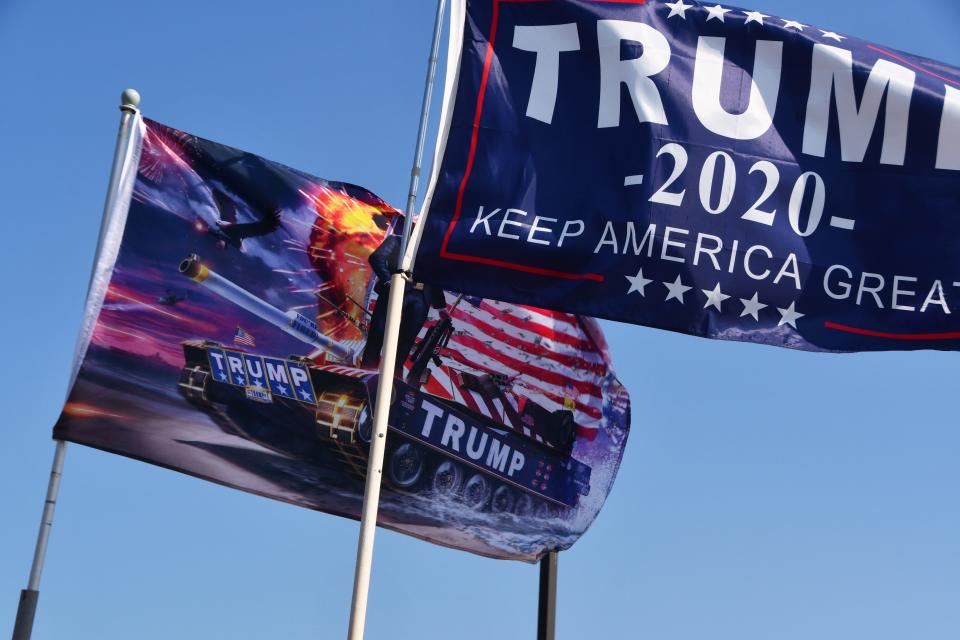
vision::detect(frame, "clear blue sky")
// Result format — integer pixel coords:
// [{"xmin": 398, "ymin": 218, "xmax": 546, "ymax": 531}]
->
[{"xmin": 2, "ymin": 1, "xmax": 959, "ymax": 638}]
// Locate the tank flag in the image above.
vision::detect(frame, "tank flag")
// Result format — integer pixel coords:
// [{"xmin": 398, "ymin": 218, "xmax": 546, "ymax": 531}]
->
[
  {"xmin": 411, "ymin": 0, "xmax": 960, "ymax": 352},
  {"xmin": 52, "ymin": 117, "xmax": 631, "ymax": 562},
  {"xmin": 233, "ymin": 325, "xmax": 256, "ymax": 347}
]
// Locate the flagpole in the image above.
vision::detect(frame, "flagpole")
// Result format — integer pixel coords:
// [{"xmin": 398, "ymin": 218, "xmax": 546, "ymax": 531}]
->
[
  {"xmin": 346, "ymin": 1, "xmax": 447, "ymax": 638},
  {"xmin": 537, "ymin": 551, "xmax": 558, "ymax": 640},
  {"xmin": 11, "ymin": 88, "xmax": 141, "ymax": 640}
]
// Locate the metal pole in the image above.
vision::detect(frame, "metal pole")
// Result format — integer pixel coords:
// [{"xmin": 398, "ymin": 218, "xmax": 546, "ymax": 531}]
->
[
  {"xmin": 11, "ymin": 88, "xmax": 141, "ymax": 640},
  {"xmin": 346, "ymin": 1, "xmax": 446, "ymax": 638},
  {"xmin": 537, "ymin": 552, "xmax": 558, "ymax": 640},
  {"xmin": 398, "ymin": 0, "xmax": 448, "ymax": 268},
  {"xmin": 11, "ymin": 442, "xmax": 66, "ymax": 640}
]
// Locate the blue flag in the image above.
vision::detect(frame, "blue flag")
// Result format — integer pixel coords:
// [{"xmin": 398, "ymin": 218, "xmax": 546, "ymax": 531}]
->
[{"xmin": 413, "ymin": 0, "xmax": 960, "ymax": 352}]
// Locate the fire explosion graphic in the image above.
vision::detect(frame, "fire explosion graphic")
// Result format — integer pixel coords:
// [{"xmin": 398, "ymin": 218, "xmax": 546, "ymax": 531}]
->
[{"xmin": 303, "ymin": 185, "xmax": 399, "ymax": 340}]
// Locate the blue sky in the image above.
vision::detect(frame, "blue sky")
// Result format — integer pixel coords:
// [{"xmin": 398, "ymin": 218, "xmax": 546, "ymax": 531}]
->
[{"xmin": 1, "ymin": 1, "xmax": 959, "ymax": 638}]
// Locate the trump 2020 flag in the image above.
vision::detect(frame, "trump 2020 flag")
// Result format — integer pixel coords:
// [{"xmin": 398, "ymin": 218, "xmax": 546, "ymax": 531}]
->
[
  {"xmin": 53, "ymin": 116, "xmax": 630, "ymax": 561},
  {"xmin": 412, "ymin": 0, "xmax": 960, "ymax": 352}
]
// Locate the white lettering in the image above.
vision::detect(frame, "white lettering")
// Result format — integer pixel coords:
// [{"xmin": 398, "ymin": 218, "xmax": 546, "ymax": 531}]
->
[
  {"xmin": 441, "ymin": 414, "xmax": 466, "ymax": 451},
  {"xmin": 857, "ymin": 272, "xmax": 885, "ymax": 307},
  {"xmin": 527, "ymin": 215, "xmax": 557, "ymax": 245},
  {"xmin": 692, "ymin": 36, "xmax": 783, "ymax": 140},
  {"xmin": 937, "ymin": 85, "xmax": 960, "ymax": 171},
  {"xmin": 774, "ymin": 253, "xmax": 802, "ymax": 290},
  {"xmin": 597, "ymin": 20, "xmax": 670, "ymax": 127},
  {"xmin": 208, "ymin": 351, "xmax": 225, "ymax": 371},
  {"xmin": 558, "ymin": 220, "xmax": 584, "ymax": 247},
  {"xmin": 824, "ymin": 264, "xmax": 853, "ymax": 299},
  {"xmin": 498, "ymin": 208, "xmax": 527, "ymax": 240},
  {"xmin": 265, "ymin": 362, "xmax": 288, "ymax": 385},
  {"xmin": 744, "ymin": 245, "xmax": 772, "ymax": 280},
  {"xmin": 507, "ymin": 450, "xmax": 526, "ymax": 477},
  {"xmin": 594, "ymin": 221, "xmax": 619, "ymax": 254},
  {"xmin": 804, "ymin": 44, "xmax": 915, "ymax": 165},
  {"xmin": 465, "ymin": 427, "xmax": 489, "ymax": 461},
  {"xmin": 661, "ymin": 226, "xmax": 688, "ymax": 263},
  {"xmin": 693, "ymin": 233, "xmax": 723, "ymax": 270},
  {"xmin": 624, "ymin": 222, "xmax": 657, "ymax": 257},
  {"xmin": 513, "ymin": 24, "xmax": 581, "ymax": 124},
  {"xmin": 892, "ymin": 275, "xmax": 917, "ymax": 311},
  {"xmin": 486, "ymin": 440, "xmax": 510, "ymax": 472},
  {"xmin": 921, "ymin": 280, "xmax": 951, "ymax": 313},
  {"xmin": 727, "ymin": 239, "xmax": 739, "ymax": 273},
  {"xmin": 470, "ymin": 206, "xmax": 499, "ymax": 235},
  {"xmin": 420, "ymin": 400, "xmax": 445, "ymax": 438},
  {"xmin": 245, "ymin": 358, "xmax": 263, "ymax": 379},
  {"xmin": 227, "ymin": 356, "xmax": 245, "ymax": 376},
  {"xmin": 289, "ymin": 366, "xmax": 309, "ymax": 386}
]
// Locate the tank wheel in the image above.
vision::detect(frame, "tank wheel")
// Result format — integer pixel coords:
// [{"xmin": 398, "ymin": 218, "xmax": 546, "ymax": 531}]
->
[
  {"xmin": 514, "ymin": 494, "xmax": 535, "ymax": 517},
  {"xmin": 356, "ymin": 403, "xmax": 372, "ymax": 444},
  {"xmin": 490, "ymin": 485, "xmax": 516, "ymax": 514},
  {"xmin": 462, "ymin": 473, "xmax": 492, "ymax": 510},
  {"xmin": 432, "ymin": 461, "xmax": 463, "ymax": 497},
  {"xmin": 387, "ymin": 443, "xmax": 425, "ymax": 489}
]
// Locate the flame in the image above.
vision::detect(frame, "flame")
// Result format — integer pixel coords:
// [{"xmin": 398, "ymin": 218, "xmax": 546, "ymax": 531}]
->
[
  {"xmin": 63, "ymin": 402, "xmax": 129, "ymax": 420},
  {"xmin": 303, "ymin": 186, "xmax": 400, "ymax": 340}
]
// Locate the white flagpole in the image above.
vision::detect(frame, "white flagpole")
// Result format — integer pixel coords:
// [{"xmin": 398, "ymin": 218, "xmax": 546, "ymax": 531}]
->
[
  {"xmin": 11, "ymin": 89, "xmax": 141, "ymax": 640},
  {"xmin": 346, "ymin": 1, "xmax": 447, "ymax": 637}
]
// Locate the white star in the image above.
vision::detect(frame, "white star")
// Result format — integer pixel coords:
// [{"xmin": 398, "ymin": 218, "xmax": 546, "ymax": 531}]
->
[
  {"xmin": 251, "ymin": 379, "xmax": 265, "ymax": 389},
  {"xmin": 820, "ymin": 30, "xmax": 845, "ymax": 42},
  {"xmin": 664, "ymin": 0, "xmax": 693, "ymax": 19},
  {"xmin": 777, "ymin": 302, "xmax": 805, "ymax": 328},
  {"xmin": 276, "ymin": 384, "xmax": 289, "ymax": 395},
  {"xmin": 625, "ymin": 268, "xmax": 653, "ymax": 296},
  {"xmin": 233, "ymin": 376, "xmax": 245, "ymax": 384},
  {"xmin": 739, "ymin": 292, "xmax": 767, "ymax": 321},
  {"xmin": 663, "ymin": 275, "xmax": 692, "ymax": 304},
  {"xmin": 701, "ymin": 283, "xmax": 731, "ymax": 311},
  {"xmin": 299, "ymin": 388, "xmax": 314, "ymax": 401},
  {"xmin": 216, "ymin": 372, "xmax": 228, "ymax": 381},
  {"xmin": 783, "ymin": 19, "xmax": 806, "ymax": 30},
  {"xmin": 742, "ymin": 10, "xmax": 769, "ymax": 25},
  {"xmin": 705, "ymin": 4, "xmax": 731, "ymax": 22}
]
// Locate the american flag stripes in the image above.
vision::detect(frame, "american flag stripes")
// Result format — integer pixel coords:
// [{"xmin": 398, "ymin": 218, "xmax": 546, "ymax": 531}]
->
[
  {"xmin": 233, "ymin": 325, "xmax": 256, "ymax": 347},
  {"xmin": 408, "ymin": 296, "xmax": 613, "ymax": 442}
]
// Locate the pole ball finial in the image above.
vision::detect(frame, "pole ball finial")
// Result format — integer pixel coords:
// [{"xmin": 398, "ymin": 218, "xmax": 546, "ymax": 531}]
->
[{"xmin": 120, "ymin": 88, "xmax": 141, "ymax": 112}]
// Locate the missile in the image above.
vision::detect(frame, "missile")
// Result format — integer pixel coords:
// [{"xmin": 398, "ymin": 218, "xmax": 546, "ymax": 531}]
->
[{"xmin": 179, "ymin": 254, "xmax": 353, "ymax": 362}]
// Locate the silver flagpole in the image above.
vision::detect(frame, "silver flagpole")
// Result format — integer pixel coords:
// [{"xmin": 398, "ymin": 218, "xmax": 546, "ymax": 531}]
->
[
  {"xmin": 346, "ymin": 0, "xmax": 447, "ymax": 637},
  {"xmin": 11, "ymin": 89, "xmax": 141, "ymax": 640}
]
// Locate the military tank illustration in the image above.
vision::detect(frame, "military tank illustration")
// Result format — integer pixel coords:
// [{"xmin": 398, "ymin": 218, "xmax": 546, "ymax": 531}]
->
[{"xmin": 176, "ymin": 254, "xmax": 592, "ymax": 517}]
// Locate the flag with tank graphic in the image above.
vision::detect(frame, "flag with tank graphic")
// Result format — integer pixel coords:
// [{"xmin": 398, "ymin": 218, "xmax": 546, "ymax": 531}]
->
[
  {"xmin": 412, "ymin": 0, "xmax": 960, "ymax": 352},
  {"xmin": 53, "ymin": 116, "xmax": 630, "ymax": 562}
]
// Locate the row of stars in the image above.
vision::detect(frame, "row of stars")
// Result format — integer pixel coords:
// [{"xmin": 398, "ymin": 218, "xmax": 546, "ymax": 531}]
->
[
  {"xmin": 663, "ymin": 1, "xmax": 846, "ymax": 41},
  {"xmin": 215, "ymin": 370, "xmax": 312, "ymax": 401},
  {"xmin": 625, "ymin": 268, "xmax": 805, "ymax": 328}
]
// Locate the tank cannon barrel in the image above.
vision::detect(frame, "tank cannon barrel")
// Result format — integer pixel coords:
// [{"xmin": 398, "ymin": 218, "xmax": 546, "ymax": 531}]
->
[{"xmin": 179, "ymin": 254, "xmax": 353, "ymax": 362}]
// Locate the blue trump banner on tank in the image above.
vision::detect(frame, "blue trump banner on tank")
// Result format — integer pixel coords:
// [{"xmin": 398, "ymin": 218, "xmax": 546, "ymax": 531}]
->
[
  {"xmin": 52, "ymin": 117, "xmax": 630, "ymax": 562},
  {"xmin": 413, "ymin": 0, "xmax": 960, "ymax": 352}
]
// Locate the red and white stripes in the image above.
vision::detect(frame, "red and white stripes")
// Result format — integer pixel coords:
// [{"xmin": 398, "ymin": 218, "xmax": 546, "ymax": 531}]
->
[{"xmin": 405, "ymin": 297, "xmax": 611, "ymax": 441}]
